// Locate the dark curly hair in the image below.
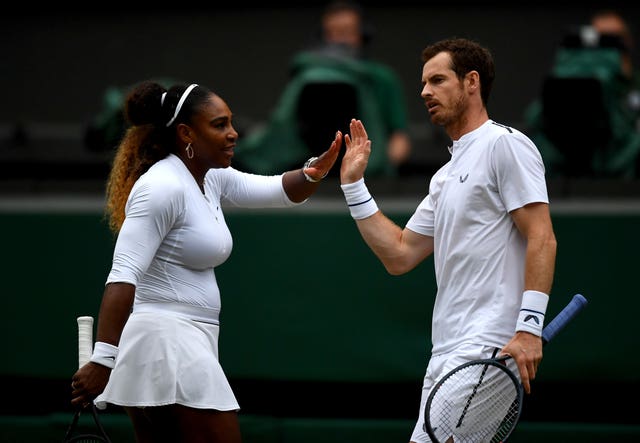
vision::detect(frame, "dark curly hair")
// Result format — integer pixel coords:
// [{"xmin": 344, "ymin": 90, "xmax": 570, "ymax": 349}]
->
[{"xmin": 104, "ymin": 80, "xmax": 212, "ymax": 233}]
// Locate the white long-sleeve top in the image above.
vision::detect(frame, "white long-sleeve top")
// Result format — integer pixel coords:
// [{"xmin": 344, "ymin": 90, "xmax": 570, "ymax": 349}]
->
[{"xmin": 106, "ymin": 153, "xmax": 300, "ymax": 323}]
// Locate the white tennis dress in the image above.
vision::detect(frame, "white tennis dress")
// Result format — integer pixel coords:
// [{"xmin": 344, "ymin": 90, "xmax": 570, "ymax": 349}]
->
[
  {"xmin": 406, "ymin": 120, "xmax": 549, "ymax": 442},
  {"xmin": 95, "ymin": 154, "xmax": 301, "ymax": 411}
]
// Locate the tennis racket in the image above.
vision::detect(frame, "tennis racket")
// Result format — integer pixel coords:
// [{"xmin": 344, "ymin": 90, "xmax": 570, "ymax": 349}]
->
[
  {"xmin": 62, "ymin": 316, "xmax": 112, "ymax": 443},
  {"xmin": 424, "ymin": 293, "xmax": 588, "ymax": 443}
]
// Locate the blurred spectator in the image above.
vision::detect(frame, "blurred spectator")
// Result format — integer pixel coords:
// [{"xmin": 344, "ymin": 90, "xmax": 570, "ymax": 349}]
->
[
  {"xmin": 523, "ymin": 10, "xmax": 640, "ymax": 179},
  {"xmin": 234, "ymin": 1, "xmax": 412, "ymax": 177},
  {"xmin": 591, "ymin": 10, "xmax": 640, "ymax": 123},
  {"xmin": 84, "ymin": 78, "xmax": 179, "ymax": 153},
  {"xmin": 592, "ymin": 10, "xmax": 636, "ymax": 81}
]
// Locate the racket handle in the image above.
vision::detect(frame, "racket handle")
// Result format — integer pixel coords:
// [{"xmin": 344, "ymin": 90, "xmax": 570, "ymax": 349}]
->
[
  {"xmin": 541, "ymin": 293, "xmax": 588, "ymax": 345},
  {"xmin": 77, "ymin": 316, "xmax": 94, "ymax": 368}
]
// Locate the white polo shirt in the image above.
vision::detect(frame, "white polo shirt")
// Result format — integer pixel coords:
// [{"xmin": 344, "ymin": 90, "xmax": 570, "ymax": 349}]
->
[{"xmin": 406, "ymin": 120, "xmax": 549, "ymax": 356}]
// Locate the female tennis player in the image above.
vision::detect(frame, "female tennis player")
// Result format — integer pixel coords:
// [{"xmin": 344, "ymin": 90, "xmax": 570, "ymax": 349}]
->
[{"xmin": 70, "ymin": 80, "xmax": 341, "ymax": 443}]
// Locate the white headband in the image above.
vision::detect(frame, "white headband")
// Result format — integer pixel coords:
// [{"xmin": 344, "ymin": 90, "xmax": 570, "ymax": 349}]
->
[{"xmin": 165, "ymin": 84, "xmax": 198, "ymax": 127}]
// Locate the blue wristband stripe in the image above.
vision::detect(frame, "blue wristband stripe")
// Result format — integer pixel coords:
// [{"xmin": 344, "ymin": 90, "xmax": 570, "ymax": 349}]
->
[{"xmin": 348, "ymin": 197, "xmax": 374, "ymax": 207}]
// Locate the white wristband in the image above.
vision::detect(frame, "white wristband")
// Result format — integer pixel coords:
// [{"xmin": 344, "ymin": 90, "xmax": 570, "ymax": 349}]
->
[
  {"xmin": 515, "ymin": 290, "xmax": 549, "ymax": 336},
  {"xmin": 90, "ymin": 341, "xmax": 119, "ymax": 369},
  {"xmin": 341, "ymin": 178, "xmax": 379, "ymax": 220}
]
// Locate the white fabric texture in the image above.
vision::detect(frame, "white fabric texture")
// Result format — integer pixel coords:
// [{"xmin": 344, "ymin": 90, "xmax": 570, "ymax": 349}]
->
[
  {"xmin": 90, "ymin": 342, "xmax": 118, "ymax": 369},
  {"xmin": 99, "ymin": 153, "xmax": 302, "ymax": 410},
  {"xmin": 107, "ymin": 154, "xmax": 299, "ymax": 323},
  {"xmin": 341, "ymin": 177, "xmax": 379, "ymax": 219},
  {"xmin": 405, "ymin": 120, "xmax": 549, "ymax": 357},
  {"xmin": 95, "ymin": 311, "xmax": 239, "ymax": 410},
  {"xmin": 515, "ymin": 289, "xmax": 549, "ymax": 335}
]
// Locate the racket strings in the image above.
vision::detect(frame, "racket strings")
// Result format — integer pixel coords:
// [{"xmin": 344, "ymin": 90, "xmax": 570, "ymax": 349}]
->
[
  {"xmin": 455, "ymin": 357, "xmax": 492, "ymax": 428},
  {"xmin": 63, "ymin": 406, "xmax": 112, "ymax": 443},
  {"xmin": 427, "ymin": 361, "xmax": 522, "ymax": 443},
  {"xmin": 65, "ymin": 436, "xmax": 109, "ymax": 443}
]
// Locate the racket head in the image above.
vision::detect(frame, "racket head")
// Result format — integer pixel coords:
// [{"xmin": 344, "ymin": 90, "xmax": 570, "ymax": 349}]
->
[
  {"xmin": 424, "ymin": 356, "xmax": 524, "ymax": 443},
  {"xmin": 64, "ymin": 432, "xmax": 110, "ymax": 443},
  {"xmin": 63, "ymin": 404, "xmax": 111, "ymax": 443}
]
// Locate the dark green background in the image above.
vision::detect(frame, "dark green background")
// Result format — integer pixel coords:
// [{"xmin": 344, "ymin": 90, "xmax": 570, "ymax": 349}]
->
[
  {"xmin": 1, "ymin": 209, "xmax": 635, "ymax": 383},
  {"xmin": 1, "ymin": 205, "xmax": 638, "ymax": 442}
]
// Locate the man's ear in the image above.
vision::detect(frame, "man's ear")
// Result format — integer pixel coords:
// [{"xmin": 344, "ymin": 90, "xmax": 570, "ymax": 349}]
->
[{"xmin": 466, "ymin": 70, "xmax": 480, "ymax": 93}]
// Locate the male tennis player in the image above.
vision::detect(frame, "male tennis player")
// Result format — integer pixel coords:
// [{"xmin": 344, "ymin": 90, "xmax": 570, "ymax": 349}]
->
[{"xmin": 339, "ymin": 38, "xmax": 557, "ymax": 443}]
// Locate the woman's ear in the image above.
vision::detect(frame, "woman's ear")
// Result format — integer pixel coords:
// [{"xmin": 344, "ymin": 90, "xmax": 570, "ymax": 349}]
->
[{"xmin": 176, "ymin": 123, "xmax": 193, "ymax": 145}]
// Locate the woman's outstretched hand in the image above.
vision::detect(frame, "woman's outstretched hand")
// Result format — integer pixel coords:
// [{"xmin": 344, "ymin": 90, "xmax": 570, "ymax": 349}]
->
[{"xmin": 303, "ymin": 130, "xmax": 343, "ymax": 181}]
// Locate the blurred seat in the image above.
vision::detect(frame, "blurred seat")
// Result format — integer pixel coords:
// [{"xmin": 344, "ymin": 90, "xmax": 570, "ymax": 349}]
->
[
  {"xmin": 524, "ymin": 27, "xmax": 640, "ymax": 179},
  {"xmin": 540, "ymin": 76, "xmax": 611, "ymax": 177},
  {"xmin": 296, "ymin": 82, "xmax": 358, "ymax": 177}
]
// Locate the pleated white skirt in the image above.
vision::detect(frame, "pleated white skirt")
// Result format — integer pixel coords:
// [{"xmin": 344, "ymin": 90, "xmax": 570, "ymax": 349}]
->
[{"xmin": 94, "ymin": 311, "xmax": 240, "ymax": 411}]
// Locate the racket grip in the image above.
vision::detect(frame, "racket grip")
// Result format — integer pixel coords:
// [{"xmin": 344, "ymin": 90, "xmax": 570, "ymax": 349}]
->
[
  {"xmin": 542, "ymin": 294, "xmax": 588, "ymax": 344},
  {"xmin": 77, "ymin": 316, "xmax": 94, "ymax": 368}
]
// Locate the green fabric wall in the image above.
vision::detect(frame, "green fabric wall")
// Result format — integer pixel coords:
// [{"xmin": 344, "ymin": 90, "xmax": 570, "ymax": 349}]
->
[{"xmin": 1, "ymin": 209, "xmax": 637, "ymax": 385}]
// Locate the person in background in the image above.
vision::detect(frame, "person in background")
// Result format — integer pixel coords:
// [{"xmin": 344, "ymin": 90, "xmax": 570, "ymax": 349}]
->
[
  {"xmin": 591, "ymin": 9, "xmax": 640, "ymax": 117},
  {"xmin": 70, "ymin": 80, "xmax": 340, "ymax": 443},
  {"xmin": 591, "ymin": 10, "xmax": 636, "ymax": 82},
  {"xmin": 339, "ymin": 38, "xmax": 557, "ymax": 443},
  {"xmin": 318, "ymin": 0, "xmax": 412, "ymax": 168},
  {"xmin": 523, "ymin": 9, "xmax": 640, "ymax": 179},
  {"xmin": 235, "ymin": 1, "xmax": 411, "ymax": 177}
]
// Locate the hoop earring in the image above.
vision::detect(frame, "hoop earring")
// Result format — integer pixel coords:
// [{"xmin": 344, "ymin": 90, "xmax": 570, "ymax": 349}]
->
[{"xmin": 185, "ymin": 143, "xmax": 194, "ymax": 159}]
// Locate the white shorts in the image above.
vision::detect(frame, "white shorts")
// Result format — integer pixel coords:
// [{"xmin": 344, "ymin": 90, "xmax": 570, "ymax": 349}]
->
[
  {"xmin": 94, "ymin": 310, "xmax": 240, "ymax": 411},
  {"xmin": 409, "ymin": 343, "xmax": 508, "ymax": 443}
]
